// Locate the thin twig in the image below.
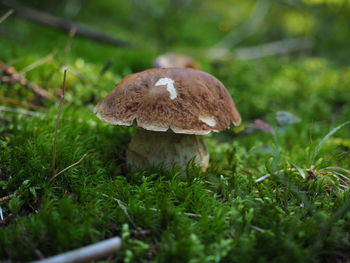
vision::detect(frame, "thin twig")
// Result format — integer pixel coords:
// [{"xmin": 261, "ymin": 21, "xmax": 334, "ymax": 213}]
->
[
  {"xmin": 255, "ymin": 173, "xmax": 272, "ymax": 183},
  {"xmin": 339, "ymin": 184, "xmax": 348, "ymax": 189},
  {"xmin": 207, "ymin": 37, "xmax": 312, "ymax": 61},
  {"xmin": 235, "ymin": 37, "xmax": 312, "ymax": 60},
  {"xmin": 50, "ymin": 153, "xmax": 88, "ymax": 182},
  {"xmin": 51, "ymin": 69, "xmax": 67, "ymax": 177},
  {"xmin": 7, "ymin": 57, "xmax": 23, "ymax": 66},
  {"xmin": 20, "ymin": 52, "xmax": 55, "ymax": 74},
  {"xmin": 102, "ymin": 194, "xmax": 137, "ymax": 227},
  {"xmin": 0, "ymin": 95, "xmax": 43, "ymax": 110},
  {"xmin": 2, "ymin": 0, "xmax": 131, "ymax": 47},
  {"xmin": 329, "ymin": 172, "xmax": 349, "ymax": 184},
  {"xmin": 115, "ymin": 198, "xmax": 137, "ymax": 227},
  {"xmin": 27, "ymin": 82, "xmax": 52, "ymax": 100},
  {"xmin": 148, "ymin": 207, "xmax": 212, "ymax": 218},
  {"xmin": 0, "ymin": 106, "xmax": 44, "ymax": 117},
  {"xmin": 0, "ymin": 9, "xmax": 13, "ymax": 24},
  {"xmin": 0, "ymin": 194, "xmax": 15, "ymax": 202},
  {"xmin": 321, "ymin": 166, "xmax": 350, "ymax": 175},
  {"xmin": 251, "ymin": 225, "xmax": 266, "ymax": 232}
]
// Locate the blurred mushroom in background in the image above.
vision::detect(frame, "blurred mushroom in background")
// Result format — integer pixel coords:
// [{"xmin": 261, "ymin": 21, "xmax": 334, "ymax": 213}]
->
[{"xmin": 154, "ymin": 53, "xmax": 199, "ymax": 69}]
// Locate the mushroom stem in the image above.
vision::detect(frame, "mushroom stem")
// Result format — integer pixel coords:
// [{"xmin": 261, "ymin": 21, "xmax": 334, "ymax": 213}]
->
[{"xmin": 126, "ymin": 129, "xmax": 209, "ymax": 172}]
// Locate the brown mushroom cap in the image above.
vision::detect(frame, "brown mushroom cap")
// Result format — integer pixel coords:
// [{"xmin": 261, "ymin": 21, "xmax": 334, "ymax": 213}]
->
[{"xmin": 95, "ymin": 68, "xmax": 241, "ymax": 135}]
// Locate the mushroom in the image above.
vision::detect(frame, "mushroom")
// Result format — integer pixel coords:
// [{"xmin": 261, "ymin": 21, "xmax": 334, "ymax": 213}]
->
[
  {"xmin": 154, "ymin": 53, "xmax": 199, "ymax": 69},
  {"xmin": 95, "ymin": 68, "xmax": 241, "ymax": 172}
]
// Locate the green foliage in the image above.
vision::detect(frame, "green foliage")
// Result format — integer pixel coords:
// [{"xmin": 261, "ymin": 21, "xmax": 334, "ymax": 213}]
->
[{"xmin": 1, "ymin": 71, "xmax": 349, "ymax": 261}]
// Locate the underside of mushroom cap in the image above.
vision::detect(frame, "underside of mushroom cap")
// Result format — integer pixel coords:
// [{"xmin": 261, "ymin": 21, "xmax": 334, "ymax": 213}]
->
[{"xmin": 95, "ymin": 68, "xmax": 241, "ymax": 135}]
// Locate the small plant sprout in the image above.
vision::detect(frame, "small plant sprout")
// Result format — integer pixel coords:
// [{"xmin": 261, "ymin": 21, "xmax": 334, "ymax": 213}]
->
[
  {"xmin": 255, "ymin": 121, "xmax": 350, "ymax": 191},
  {"xmin": 95, "ymin": 68, "xmax": 241, "ymax": 172}
]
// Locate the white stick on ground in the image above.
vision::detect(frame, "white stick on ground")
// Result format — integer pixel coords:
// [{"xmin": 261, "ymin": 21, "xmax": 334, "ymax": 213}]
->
[
  {"xmin": 255, "ymin": 173, "xmax": 272, "ymax": 183},
  {"xmin": 0, "ymin": 206, "xmax": 3, "ymax": 220},
  {"xmin": 32, "ymin": 237, "xmax": 122, "ymax": 263}
]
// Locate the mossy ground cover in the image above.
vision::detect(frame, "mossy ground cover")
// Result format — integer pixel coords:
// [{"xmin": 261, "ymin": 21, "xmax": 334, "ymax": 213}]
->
[{"xmin": 1, "ymin": 1, "xmax": 350, "ymax": 262}]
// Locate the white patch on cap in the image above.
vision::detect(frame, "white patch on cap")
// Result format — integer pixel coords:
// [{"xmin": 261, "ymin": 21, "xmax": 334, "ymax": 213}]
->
[
  {"xmin": 155, "ymin": 77, "xmax": 177, "ymax": 100},
  {"xmin": 199, "ymin": 114, "xmax": 217, "ymax": 127}
]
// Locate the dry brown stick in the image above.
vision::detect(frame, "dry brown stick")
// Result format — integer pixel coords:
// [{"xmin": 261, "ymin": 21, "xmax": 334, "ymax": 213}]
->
[
  {"xmin": 51, "ymin": 69, "xmax": 67, "ymax": 177},
  {"xmin": 0, "ymin": 61, "xmax": 52, "ymax": 100},
  {"xmin": 1, "ymin": 76, "xmax": 52, "ymax": 100},
  {"xmin": 0, "ymin": 194, "xmax": 15, "ymax": 202},
  {"xmin": 26, "ymin": 82, "xmax": 52, "ymax": 100},
  {"xmin": 1, "ymin": 0, "xmax": 131, "ymax": 47},
  {"xmin": 0, "ymin": 95, "xmax": 43, "ymax": 110},
  {"xmin": 0, "ymin": 8, "xmax": 13, "ymax": 24}
]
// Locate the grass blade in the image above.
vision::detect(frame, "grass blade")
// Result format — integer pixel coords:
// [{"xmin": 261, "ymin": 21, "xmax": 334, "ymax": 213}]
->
[{"xmin": 311, "ymin": 121, "xmax": 350, "ymax": 164}]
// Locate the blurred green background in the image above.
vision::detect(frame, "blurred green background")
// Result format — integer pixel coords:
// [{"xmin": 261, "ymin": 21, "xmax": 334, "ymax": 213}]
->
[
  {"xmin": 1, "ymin": 0, "xmax": 350, "ymax": 121},
  {"xmin": 2, "ymin": 0, "xmax": 350, "ymax": 63}
]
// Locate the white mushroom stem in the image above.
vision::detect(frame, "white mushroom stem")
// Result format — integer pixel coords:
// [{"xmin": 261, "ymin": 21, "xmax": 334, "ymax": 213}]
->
[{"xmin": 127, "ymin": 129, "xmax": 209, "ymax": 172}]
